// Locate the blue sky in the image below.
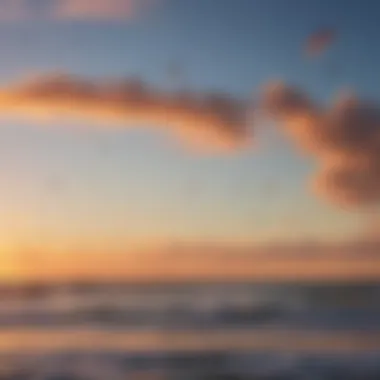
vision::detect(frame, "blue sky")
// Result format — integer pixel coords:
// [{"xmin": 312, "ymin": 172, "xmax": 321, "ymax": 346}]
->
[{"xmin": 0, "ymin": 0, "xmax": 379, "ymax": 259}]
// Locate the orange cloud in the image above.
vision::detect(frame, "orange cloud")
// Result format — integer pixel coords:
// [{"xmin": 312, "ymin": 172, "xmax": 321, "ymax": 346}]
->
[
  {"xmin": 0, "ymin": 73, "xmax": 251, "ymax": 152},
  {"xmin": 262, "ymin": 82, "xmax": 380, "ymax": 208}
]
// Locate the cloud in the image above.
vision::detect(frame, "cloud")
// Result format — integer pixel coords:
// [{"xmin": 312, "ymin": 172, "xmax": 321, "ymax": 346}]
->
[
  {"xmin": 0, "ymin": 0, "xmax": 157, "ymax": 22},
  {"xmin": 262, "ymin": 82, "xmax": 380, "ymax": 208},
  {"xmin": 1, "ymin": 72, "xmax": 380, "ymax": 208},
  {"xmin": 304, "ymin": 28, "xmax": 336, "ymax": 57},
  {"xmin": 0, "ymin": 73, "xmax": 251, "ymax": 152},
  {"xmin": 53, "ymin": 0, "xmax": 156, "ymax": 21}
]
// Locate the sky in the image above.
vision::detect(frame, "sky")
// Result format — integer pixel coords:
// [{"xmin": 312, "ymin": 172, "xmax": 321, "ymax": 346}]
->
[{"xmin": 1, "ymin": 0, "xmax": 380, "ymax": 281}]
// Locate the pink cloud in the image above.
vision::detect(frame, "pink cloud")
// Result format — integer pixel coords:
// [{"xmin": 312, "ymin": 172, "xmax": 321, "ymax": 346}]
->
[
  {"xmin": 53, "ymin": 0, "xmax": 152, "ymax": 21},
  {"xmin": 0, "ymin": 0, "xmax": 158, "ymax": 22}
]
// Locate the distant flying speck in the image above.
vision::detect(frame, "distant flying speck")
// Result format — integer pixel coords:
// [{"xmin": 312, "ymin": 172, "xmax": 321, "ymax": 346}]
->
[{"xmin": 305, "ymin": 28, "xmax": 336, "ymax": 57}]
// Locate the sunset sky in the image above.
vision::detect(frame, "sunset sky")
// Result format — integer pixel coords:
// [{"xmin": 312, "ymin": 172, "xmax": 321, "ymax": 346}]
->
[{"xmin": 0, "ymin": 0, "xmax": 380, "ymax": 281}]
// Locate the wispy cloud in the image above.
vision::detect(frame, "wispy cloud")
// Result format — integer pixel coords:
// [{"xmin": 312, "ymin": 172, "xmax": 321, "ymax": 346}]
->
[
  {"xmin": 304, "ymin": 28, "xmax": 336, "ymax": 57},
  {"xmin": 53, "ymin": 0, "xmax": 156, "ymax": 21},
  {"xmin": 0, "ymin": 73, "xmax": 251, "ymax": 152},
  {"xmin": 0, "ymin": 0, "xmax": 157, "ymax": 22}
]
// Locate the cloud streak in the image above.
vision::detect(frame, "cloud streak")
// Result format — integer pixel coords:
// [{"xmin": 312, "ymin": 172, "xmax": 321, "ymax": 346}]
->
[
  {"xmin": 0, "ymin": 0, "xmax": 157, "ymax": 22},
  {"xmin": 0, "ymin": 73, "xmax": 251, "ymax": 152},
  {"xmin": 53, "ymin": 0, "xmax": 157, "ymax": 21}
]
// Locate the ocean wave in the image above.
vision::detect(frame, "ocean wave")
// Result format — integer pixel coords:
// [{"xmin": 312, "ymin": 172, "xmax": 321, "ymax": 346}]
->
[
  {"xmin": 0, "ymin": 282, "xmax": 379, "ymax": 330},
  {"xmin": 1, "ymin": 350, "xmax": 380, "ymax": 380}
]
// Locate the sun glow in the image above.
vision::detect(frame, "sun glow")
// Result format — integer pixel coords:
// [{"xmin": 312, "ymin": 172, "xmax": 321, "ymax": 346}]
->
[{"xmin": 0, "ymin": 249, "xmax": 21, "ymax": 282}]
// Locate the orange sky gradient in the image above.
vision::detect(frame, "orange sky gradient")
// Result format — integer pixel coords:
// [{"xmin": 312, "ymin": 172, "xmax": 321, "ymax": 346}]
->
[
  {"xmin": 1, "ymin": 0, "xmax": 380, "ymax": 286},
  {"xmin": 2, "ymin": 241, "xmax": 380, "ymax": 283}
]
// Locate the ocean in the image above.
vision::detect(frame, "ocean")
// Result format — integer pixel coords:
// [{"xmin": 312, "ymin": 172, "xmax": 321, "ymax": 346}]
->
[{"xmin": 0, "ymin": 281, "xmax": 379, "ymax": 379}]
